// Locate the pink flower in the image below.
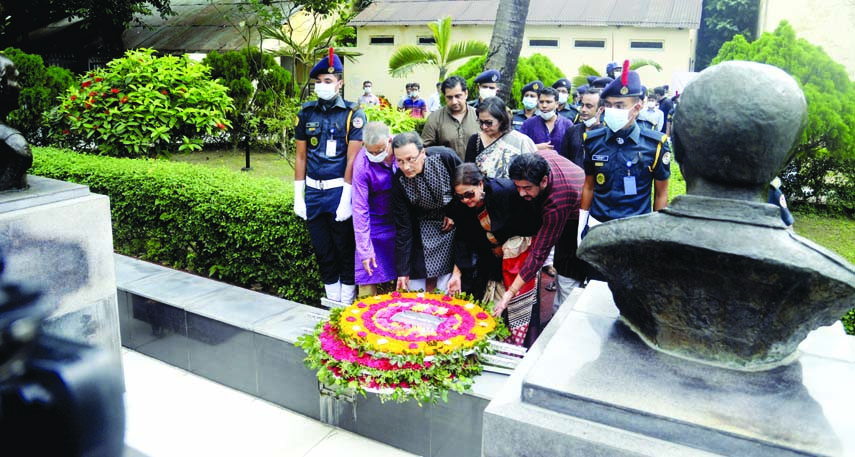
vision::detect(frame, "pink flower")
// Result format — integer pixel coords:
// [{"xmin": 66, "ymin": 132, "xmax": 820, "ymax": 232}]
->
[
  {"xmin": 391, "ymin": 291, "xmax": 401, "ymax": 298},
  {"xmin": 408, "ymin": 343, "xmax": 419, "ymax": 350},
  {"xmin": 358, "ymin": 332, "xmax": 367, "ymax": 338},
  {"xmin": 357, "ymin": 302, "xmax": 367, "ymax": 308},
  {"xmin": 442, "ymin": 295, "xmax": 452, "ymax": 301},
  {"xmin": 476, "ymin": 312, "xmax": 488, "ymax": 320},
  {"xmin": 465, "ymin": 333, "xmax": 477, "ymax": 341},
  {"xmin": 346, "ymin": 316, "xmax": 356, "ymax": 322}
]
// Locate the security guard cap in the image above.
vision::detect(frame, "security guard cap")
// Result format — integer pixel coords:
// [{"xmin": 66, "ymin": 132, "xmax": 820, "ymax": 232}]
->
[
  {"xmin": 586, "ymin": 76, "xmax": 598, "ymax": 85},
  {"xmin": 576, "ymin": 84, "xmax": 589, "ymax": 94},
  {"xmin": 521, "ymin": 80, "xmax": 543, "ymax": 96},
  {"xmin": 601, "ymin": 61, "xmax": 643, "ymax": 98},
  {"xmin": 590, "ymin": 76, "xmax": 614, "ymax": 89},
  {"xmin": 474, "ymin": 69, "xmax": 501, "ymax": 84},
  {"xmin": 310, "ymin": 48, "xmax": 343, "ymax": 79},
  {"xmin": 552, "ymin": 78, "xmax": 572, "ymax": 90}
]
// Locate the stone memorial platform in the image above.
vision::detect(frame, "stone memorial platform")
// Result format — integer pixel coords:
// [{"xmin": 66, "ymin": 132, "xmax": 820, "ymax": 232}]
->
[
  {"xmin": 0, "ymin": 175, "xmax": 121, "ymax": 358},
  {"xmin": 484, "ymin": 281, "xmax": 855, "ymax": 456},
  {"xmin": 115, "ymin": 254, "xmax": 508, "ymax": 457}
]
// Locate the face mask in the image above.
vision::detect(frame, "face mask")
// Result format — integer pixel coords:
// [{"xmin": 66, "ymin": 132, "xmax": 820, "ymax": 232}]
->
[
  {"xmin": 367, "ymin": 150, "xmax": 388, "ymax": 163},
  {"xmin": 584, "ymin": 117, "xmax": 598, "ymax": 128},
  {"xmin": 539, "ymin": 110, "xmax": 555, "ymax": 121},
  {"xmin": 410, "ymin": 90, "xmax": 419, "ymax": 98},
  {"xmin": 480, "ymin": 88, "xmax": 497, "ymax": 99},
  {"xmin": 558, "ymin": 93, "xmax": 569, "ymax": 104},
  {"xmin": 647, "ymin": 101, "xmax": 657, "ymax": 110},
  {"xmin": 315, "ymin": 82, "xmax": 338, "ymax": 101},
  {"xmin": 522, "ymin": 96, "xmax": 537, "ymax": 110},
  {"xmin": 363, "ymin": 87, "xmax": 372, "ymax": 94},
  {"xmin": 603, "ymin": 107, "xmax": 630, "ymax": 132}
]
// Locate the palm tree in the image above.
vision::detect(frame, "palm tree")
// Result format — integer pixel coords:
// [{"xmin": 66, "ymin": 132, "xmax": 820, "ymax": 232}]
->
[
  {"xmin": 485, "ymin": 0, "xmax": 531, "ymax": 104},
  {"xmin": 260, "ymin": 17, "xmax": 362, "ymax": 99},
  {"xmin": 388, "ymin": 16, "xmax": 489, "ymax": 81}
]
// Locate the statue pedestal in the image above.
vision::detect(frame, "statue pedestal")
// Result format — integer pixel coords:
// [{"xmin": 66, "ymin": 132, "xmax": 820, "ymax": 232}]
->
[
  {"xmin": 0, "ymin": 175, "xmax": 121, "ymax": 361},
  {"xmin": 483, "ymin": 282, "xmax": 855, "ymax": 456}
]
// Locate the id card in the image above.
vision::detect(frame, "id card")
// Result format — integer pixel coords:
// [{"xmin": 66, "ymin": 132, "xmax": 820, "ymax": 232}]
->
[
  {"xmin": 624, "ymin": 176, "xmax": 637, "ymax": 196},
  {"xmin": 326, "ymin": 140, "xmax": 337, "ymax": 157}
]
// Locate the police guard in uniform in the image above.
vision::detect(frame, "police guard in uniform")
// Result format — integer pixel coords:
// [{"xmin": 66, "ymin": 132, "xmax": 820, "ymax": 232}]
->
[
  {"xmin": 578, "ymin": 60, "xmax": 670, "ymax": 243},
  {"xmin": 469, "ymin": 69, "xmax": 501, "ymax": 110},
  {"xmin": 552, "ymin": 78, "xmax": 580, "ymax": 123},
  {"xmin": 294, "ymin": 48, "xmax": 367, "ymax": 305},
  {"xmin": 512, "ymin": 80, "xmax": 542, "ymax": 131}
]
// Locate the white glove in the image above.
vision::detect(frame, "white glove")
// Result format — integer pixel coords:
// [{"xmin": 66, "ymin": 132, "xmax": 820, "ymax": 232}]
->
[
  {"xmin": 293, "ymin": 180, "xmax": 307, "ymax": 220},
  {"xmin": 577, "ymin": 209, "xmax": 589, "ymax": 247},
  {"xmin": 335, "ymin": 183, "xmax": 353, "ymax": 221}
]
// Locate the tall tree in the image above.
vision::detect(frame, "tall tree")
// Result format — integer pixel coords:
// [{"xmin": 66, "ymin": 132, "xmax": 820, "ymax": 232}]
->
[
  {"xmin": 696, "ymin": 0, "xmax": 760, "ymax": 70},
  {"xmin": 388, "ymin": 16, "xmax": 488, "ymax": 82},
  {"xmin": 484, "ymin": 0, "xmax": 530, "ymax": 104}
]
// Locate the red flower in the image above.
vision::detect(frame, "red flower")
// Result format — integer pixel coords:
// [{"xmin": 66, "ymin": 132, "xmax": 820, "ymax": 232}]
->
[
  {"xmin": 70, "ymin": 95, "xmax": 77, "ymax": 101},
  {"xmin": 217, "ymin": 123, "xmax": 225, "ymax": 130},
  {"xmin": 399, "ymin": 381, "xmax": 410, "ymax": 389},
  {"xmin": 81, "ymin": 81, "xmax": 91, "ymax": 88},
  {"xmin": 111, "ymin": 88, "xmax": 119, "ymax": 94},
  {"xmin": 61, "ymin": 130, "xmax": 70, "ymax": 135},
  {"xmin": 120, "ymin": 96, "xmax": 128, "ymax": 104},
  {"xmin": 94, "ymin": 77, "xmax": 102, "ymax": 82},
  {"xmin": 161, "ymin": 90, "xmax": 168, "ymax": 95},
  {"xmin": 476, "ymin": 312, "xmax": 488, "ymax": 320},
  {"xmin": 104, "ymin": 110, "xmax": 110, "ymax": 115},
  {"xmin": 89, "ymin": 91, "xmax": 97, "ymax": 97}
]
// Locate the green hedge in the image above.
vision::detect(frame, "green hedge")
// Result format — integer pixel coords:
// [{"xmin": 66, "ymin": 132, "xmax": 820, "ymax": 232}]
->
[{"xmin": 31, "ymin": 146, "xmax": 323, "ymax": 304}]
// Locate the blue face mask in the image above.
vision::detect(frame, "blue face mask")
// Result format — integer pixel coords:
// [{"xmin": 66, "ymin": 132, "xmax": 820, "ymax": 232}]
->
[{"xmin": 522, "ymin": 96, "xmax": 537, "ymax": 110}]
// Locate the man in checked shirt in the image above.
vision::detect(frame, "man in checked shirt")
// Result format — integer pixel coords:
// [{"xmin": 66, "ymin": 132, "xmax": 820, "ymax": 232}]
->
[{"xmin": 493, "ymin": 152, "xmax": 584, "ymax": 338}]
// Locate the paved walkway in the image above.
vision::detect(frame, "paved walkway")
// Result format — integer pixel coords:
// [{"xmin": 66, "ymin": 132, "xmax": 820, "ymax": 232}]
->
[{"xmin": 123, "ymin": 348, "xmax": 418, "ymax": 457}]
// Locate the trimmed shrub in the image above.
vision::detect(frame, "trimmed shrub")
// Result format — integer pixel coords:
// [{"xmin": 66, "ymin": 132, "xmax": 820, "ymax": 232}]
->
[
  {"xmin": 47, "ymin": 48, "xmax": 234, "ymax": 158},
  {"xmin": 452, "ymin": 54, "xmax": 565, "ymax": 109},
  {"xmin": 30, "ymin": 146, "xmax": 323, "ymax": 304},
  {"xmin": 1, "ymin": 47, "xmax": 74, "ymax": 146},
  {"xmin": 363, "ymin": 104, "xmax": 427, "ymax": 135},
  {"xmin": 202, "ymin": 48, "xmax": 293, "ymax": 148}
]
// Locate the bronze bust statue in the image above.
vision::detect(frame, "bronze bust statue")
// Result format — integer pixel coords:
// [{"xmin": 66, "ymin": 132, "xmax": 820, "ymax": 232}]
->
[
  {"xmin": 0, "ymin": 54, "xmax": 32, "ymax": 191},
  {"xmin": 578, "ymin": 61, "xmax": 855, "ymax": 370}
]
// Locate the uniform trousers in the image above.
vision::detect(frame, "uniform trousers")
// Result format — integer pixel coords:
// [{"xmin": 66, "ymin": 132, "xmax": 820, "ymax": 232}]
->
[{"xmin": 307, "ymin": 213, "xmax": 356, "ymax": 285}]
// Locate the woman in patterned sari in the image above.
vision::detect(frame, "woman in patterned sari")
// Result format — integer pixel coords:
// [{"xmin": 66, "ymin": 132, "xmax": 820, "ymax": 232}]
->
[
  {"xmin": 446, "ymin": 163, "xmax": 542, "ymax": 347},
  {"xmin": 464, "ymin": 97, "xmax": 537, "ymax": 179}
]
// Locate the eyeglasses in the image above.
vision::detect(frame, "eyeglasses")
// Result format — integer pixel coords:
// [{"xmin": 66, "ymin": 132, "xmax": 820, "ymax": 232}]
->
[
  {"xmin": 478, "ymin": 119, "xmax": 495, "ymax": 127},
  {"xmin": 396, "ymin": 149, "xmax": 423, "ymax": 166},
  {"xmin": 454, "ymin": 190, "xmax": 477, "ymax": 200}
]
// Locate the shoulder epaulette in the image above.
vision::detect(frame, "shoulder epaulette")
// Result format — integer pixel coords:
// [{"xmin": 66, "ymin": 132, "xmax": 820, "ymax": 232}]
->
[
  {"xmin": 345, "ymin": 101, "xmax": 359, "ymax": 111},
  {"xmin": 301, "ymin": 100, "xmax": 318, "ymax": 109},
  {"xmin": 639, "ymin": 128, "xmax": 668, "ymax": 144},
  {"xmin": 583, "ymin": 128, "xmax": 607, "ymax": 142}
]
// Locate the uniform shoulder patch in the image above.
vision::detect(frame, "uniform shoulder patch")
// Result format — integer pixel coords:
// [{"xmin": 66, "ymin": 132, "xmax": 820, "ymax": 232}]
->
[
  {"xmin": 352, "ymin": 116, "xmax": 364, "ymax": 128},
  {"xmin": 662, "ymin": 151, "xmax": 671, "ymax": 165},
  {"xmin": 638, "ymin": 128, "xmax": 667, "ymax": 143}
]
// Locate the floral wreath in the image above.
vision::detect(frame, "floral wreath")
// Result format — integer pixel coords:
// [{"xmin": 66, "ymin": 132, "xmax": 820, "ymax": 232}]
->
[{"xmin": 297, "ymin": 291, "xmax": 509, "ymax": 404}]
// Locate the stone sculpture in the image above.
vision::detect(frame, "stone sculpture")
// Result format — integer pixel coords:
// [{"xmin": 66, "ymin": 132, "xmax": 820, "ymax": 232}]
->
[
  {"xmin": 578, "ymin": 61, "xmax": 855, "ymax": 370},
  {"xmin": 0, "ymin": 54, "xmax": 32, "ymax": 191}
]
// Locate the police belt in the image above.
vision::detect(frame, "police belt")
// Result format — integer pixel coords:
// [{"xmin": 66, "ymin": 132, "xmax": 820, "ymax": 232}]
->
[{"xmin": 306, "ymin": 177, "xmax": 345, "ymax": 190}]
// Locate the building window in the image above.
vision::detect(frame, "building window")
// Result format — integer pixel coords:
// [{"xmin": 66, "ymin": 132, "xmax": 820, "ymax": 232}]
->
[
  {"xmin": 529, "ymin": 38, "xmax": 559, "ymax": 47},
  {"xmin": 418, "ymin": 36, "xmax": 436, "ymax": 45},
  {"xmin": 370, "ymin": 36, "xmax": 395, "ymax": 45},
  {"xmin": 574, "ymin": 39, "xmax": 606, "ymax": 48},
  {"xmin": 630, "ymin": 41, "xmax": 664, "ymax": 50}
]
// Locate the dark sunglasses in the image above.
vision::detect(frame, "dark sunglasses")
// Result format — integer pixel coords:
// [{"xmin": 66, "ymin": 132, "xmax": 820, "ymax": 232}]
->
[
  {"xmin": 454, "ymin": 190, "xmax": 477, "ymax": 200},
  {"xmin": 478, "ymin": 119, "xmax": 495, "ymax": 127}
]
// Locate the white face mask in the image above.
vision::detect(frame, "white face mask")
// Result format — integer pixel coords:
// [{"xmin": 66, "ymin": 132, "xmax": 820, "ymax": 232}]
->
[
  {"xmin": 522, "ymin": 96, "xmax": 537, "ymax": 110},
  {"xmin": 604, "ymin": 107, "xmax": 631, "ymax": 132},
  {"xmin": 366, "ymin": 150, "xmax": 388, "ymax": 163},
  {"xmin": 583, "ymin": 117, "xmax": 598, "ymax": 128},
  {"xmin": 558, "ymin": 93, "xmax": 569, "ymax": 104},
  {"xmin": 647, "ymin": 101, "xmax": 657, "ymax": 110},
  {"xmin": 410, "ymin": 90, "xmax": 419, "ymax": 98},
  {"xmin": 363, "ymin": 87, "xmax": 372, "ymax": 94},
  {"xmin": 315, "ymin": 82, "xmax": 338, "ymax": 101},
  {"xmin": 479, "ymin": 87, "xmax": 497, "ymax": 99},
  {"xmin": 538, "ymin": 110, "xmax": 556, "ymax": 121}
]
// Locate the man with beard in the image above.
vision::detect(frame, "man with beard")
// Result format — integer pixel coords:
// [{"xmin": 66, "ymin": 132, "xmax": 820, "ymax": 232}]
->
[{"xmin": 421, "ymin": 75, "xmax": 479, "ymax": 160}]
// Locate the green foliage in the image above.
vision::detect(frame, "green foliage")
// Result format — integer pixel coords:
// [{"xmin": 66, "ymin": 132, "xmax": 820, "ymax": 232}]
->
[
  {"xmin": 696, "ymin": 0, "xmax": 760, "ymax": 70},
  {"xmin": 30, "ymin": 146, "xmax": 323, "ymax": 304},
  {"xmin": 47, "ymin": 48, "xmax": 234, "ymax": 158},
  {"xmin": 388, "ymin": 16, "xmax": 489, "ymax": 81},
  {"xmin": 363, "ymin": 105, "xmax": 426, "ymax": 135},
  {"xmin": 714, "ymin": 21, "xmax": 855, "ymax": 211},
  {"xmin": 1, "ymin": 47, "xmax": 74, "ymax": 146},
  {"xmin": 452, "ymin": 54, "xmax": 563, "ymax": 109},
  {"xmin": 843, "ymin": 309, "xmax": 854, "ymax": 335},
  {"xmin": 202, "ymin": 48, "xmax": 293, "ymax": 148}
]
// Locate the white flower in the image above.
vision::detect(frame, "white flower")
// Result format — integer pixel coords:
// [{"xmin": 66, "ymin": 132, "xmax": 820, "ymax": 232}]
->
[
  {"xmin": 443, "ymin": 340, "xmax": 452, "ymax": 345},
  {"xmin": 479, "ymin": 322, "xmax": 488, "ymax": 327},
  {"xmin": 352, "ymin": 325, "xmax": 361, "ymax": 331},
  {"xmin": 377, "ymin": 338, "xmax": 388, "ymax": 345},
  {"xmin": 465, "ymin": 303, "xmax": 475, "ymax": 309},
  {"xmin": 351, "ymin": 309, "xmax": 360, "ymax": 314},
  {"xmin": 417, "ymin": 293, "xmax": 425, "ymax": 298}
]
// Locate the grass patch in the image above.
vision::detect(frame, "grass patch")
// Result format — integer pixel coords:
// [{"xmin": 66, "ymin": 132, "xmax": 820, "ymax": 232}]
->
[{"xmin": 170, "ymin": 148, "xmax": 294, "ymax": 181}]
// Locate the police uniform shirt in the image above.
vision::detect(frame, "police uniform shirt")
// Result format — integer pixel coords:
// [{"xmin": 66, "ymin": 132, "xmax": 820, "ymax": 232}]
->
[
  {"xmin": 583, "ymin": 123, "xmax": 670, "ymax": 222},
  {"xmin": 511, "ymin": 109, "xmax": 530, "ymax": 131},
  {"xmin": 557, "ymin": 104, "xmax": 580, "ymax": 123},
  {"xmin": 295, "ymin": 96, "xmax": 367, "ymax": 219}
]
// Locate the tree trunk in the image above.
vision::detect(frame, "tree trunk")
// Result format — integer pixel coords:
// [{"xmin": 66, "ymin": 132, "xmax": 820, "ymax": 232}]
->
[{"xmin": 485, "ymin": 0, "xmax": 531, "ymax": 105}]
